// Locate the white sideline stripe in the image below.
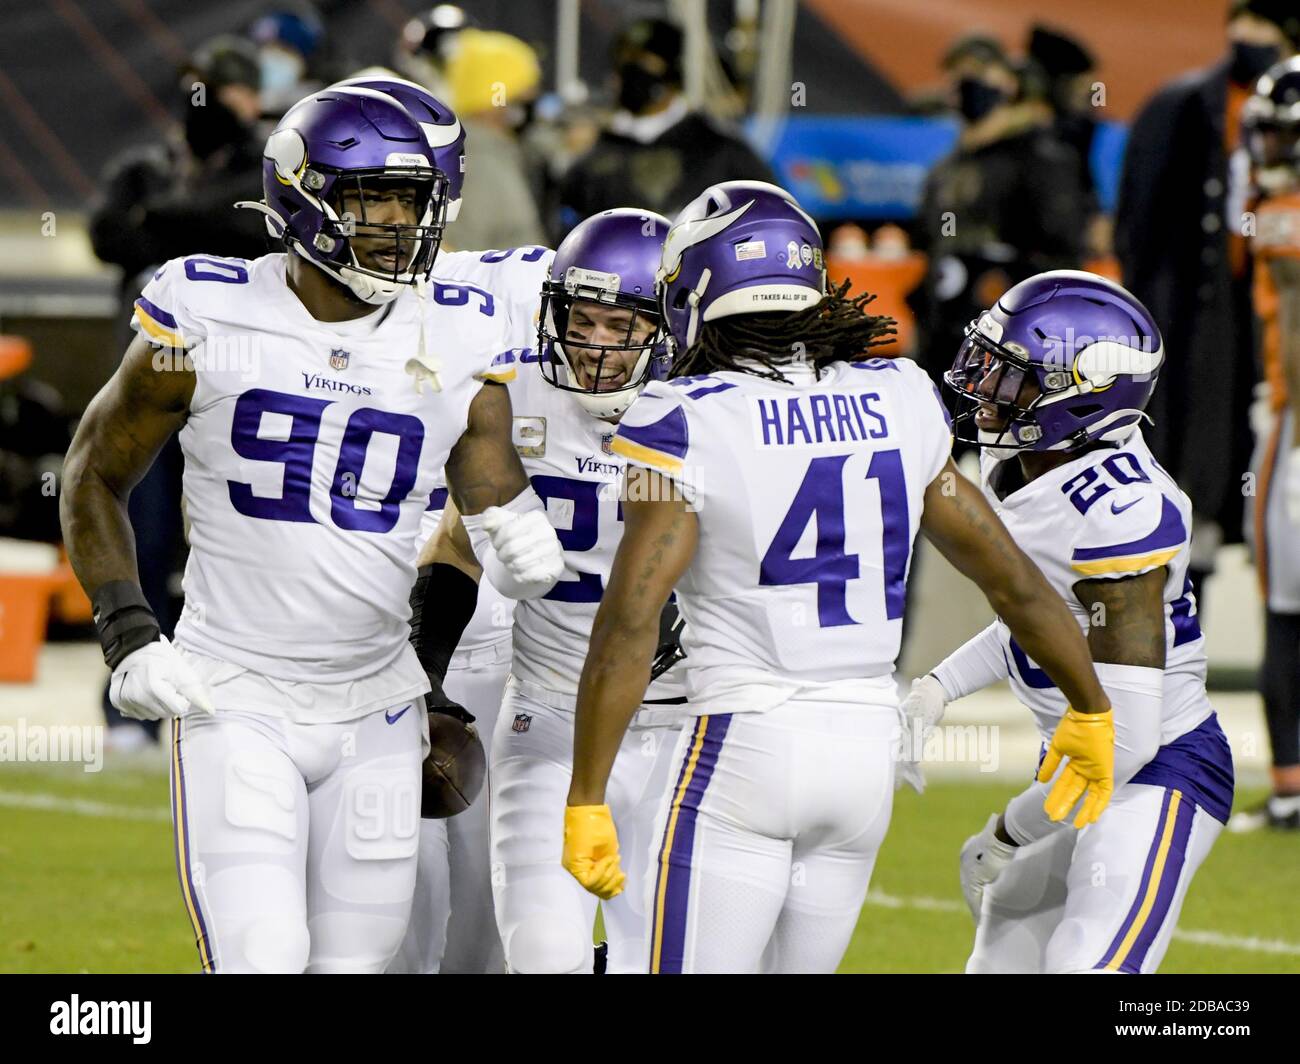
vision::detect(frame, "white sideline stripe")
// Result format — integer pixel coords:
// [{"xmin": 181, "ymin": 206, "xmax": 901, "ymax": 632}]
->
[
  {"xmin": 863, "ymin": 890, "xmax": 1300, "ymax": 957},
  {"xmin": 1170, "ymin": 929, "xmax": 1300, "ymax": 956},
  {"xmin": 0, "ymin": 790, "xmax": 170, "ymax": 823},
  {"xmin": 6, "ymin": 793, "xmax": 1298, "ymax": 959}
]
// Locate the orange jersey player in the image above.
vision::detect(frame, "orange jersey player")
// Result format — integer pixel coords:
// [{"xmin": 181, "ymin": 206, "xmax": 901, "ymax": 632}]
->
[{"xmin": 1237, "ymin": 57, "xmax": 1300, "ymax": 831}]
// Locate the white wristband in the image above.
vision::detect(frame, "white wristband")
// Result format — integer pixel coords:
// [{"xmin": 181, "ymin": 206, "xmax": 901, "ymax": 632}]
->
[{"xmin": 931, "ymin": 622, "xmax": 1008, "ymax": 701}]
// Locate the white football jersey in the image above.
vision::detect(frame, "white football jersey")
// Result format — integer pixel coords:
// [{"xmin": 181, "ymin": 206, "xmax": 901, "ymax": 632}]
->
[
  {"xmin": 979, "ymin": 429, "xmax": 1213, "ymax": 744},
  {"xmin": 132, "ymin": 252, "xmax": 514, "ymax": 710},
  {"xmin": 614, "ymin": 358, "xmax": 952, "ymax": 715},
  {"xmin": 415, "ymin": 245, "xmax": 555, "ymax": 651},
  {"xmin": 504, "ymin": 355, "xmax": 685, "ymax": 701}
]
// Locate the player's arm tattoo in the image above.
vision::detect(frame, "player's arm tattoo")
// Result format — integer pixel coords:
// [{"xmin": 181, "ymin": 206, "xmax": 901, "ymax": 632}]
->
[
  {"xmin": 920, "ymin": 459, "xmax": 1109, "ymax": 714},
  {"xmin": 415, "ymin": 496, "xmax": 483, "ymax": 579},
  {"xmin": 569, "ymin": 467, "xmax": 699, "ymax": 806},
  {"xmin": 1270, "ymin": 255, "xmax": 1300, "ymax": 424},
  {"xmin": 444, "ymin": 381, "xmax": 530, "ymax": 515},
  {"xmin": 60, "ymin": 332, "xmax": 195, "ymax": 598},
  {"xmin": 1073, "ymin": 568, "xmax": 1167, "ymax": 669}
]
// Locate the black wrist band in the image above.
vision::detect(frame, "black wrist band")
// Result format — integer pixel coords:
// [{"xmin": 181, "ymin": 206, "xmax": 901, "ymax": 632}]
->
[
  {"xmin": 92, "ymin": 580, "xmax": 161, "ymax": 670},
  {"xmin": 409, "ymin": 563, "xmax": 479, "ymax": 682}
]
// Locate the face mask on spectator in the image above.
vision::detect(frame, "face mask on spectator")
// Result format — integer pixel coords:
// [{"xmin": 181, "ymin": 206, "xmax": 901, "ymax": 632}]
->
[
  {"xmin": 957, "ymin": 77, "xmax": 1006, "ymax": 123},
  {"xmin": 260, "ymin": 48, "xmax": 304, "ymax": 96},
  {"xmin": 1230, "ymin": 40, "xmax": 1281, "ymax": 86}
]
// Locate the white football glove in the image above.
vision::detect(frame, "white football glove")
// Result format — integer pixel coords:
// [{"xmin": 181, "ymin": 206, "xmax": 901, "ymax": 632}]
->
[
  {"xmin": 959, "ymin": 812, "xmax": 1017, "ymax": 922},
  {"xmin": 894, "ymin": 675, "xmax": 948, "ymax": 794},
  {"xmin": 1285, "ymin": 446, "xmax": 1300, "ymax": 528},
  {"xmin": 480, "ymin": 505, "xmax": 565, "ymax": 599},
  {"xmin": 109, "ymin": 636, "xmax": 215, "ymax": 722},
  {"xmin": 894, "ymin": 715, "xmax": 926, "ymax": 794},
  {"xmin": 902, "ymin": 674, "xmax": 948, "ymax": 732}
]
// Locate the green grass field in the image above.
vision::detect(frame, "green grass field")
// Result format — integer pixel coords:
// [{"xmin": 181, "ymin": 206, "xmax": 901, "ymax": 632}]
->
[{"xmin": 1, "ymin": 764, "xmax": 1296, "ymax": 973}]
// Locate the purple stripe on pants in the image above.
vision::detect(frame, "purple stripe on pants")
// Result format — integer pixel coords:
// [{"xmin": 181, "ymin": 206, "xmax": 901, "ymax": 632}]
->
[
  {"xmin": 1118, "ymin": 794, "xmax": 1196, "ymax": 974},
  {"xmin": 1096, "ymin": 788, "xmax": 1173, "ymax": 970},
  {"xmin": 654, "ymin": 714, "xmax": 732, "ymax": 974}
]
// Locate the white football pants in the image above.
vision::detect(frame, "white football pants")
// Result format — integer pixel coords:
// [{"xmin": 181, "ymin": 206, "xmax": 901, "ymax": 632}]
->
[
  {"xmin": 645, "ymin": 701, "xmax": 898, "ymax": 974},
  {"xmin": 490, "ymin": 675, "xmax": 684, "ymax": 974},
  {"xmin": 170, "ymin": 699, "xmax": 424, "ymax": 974},
  {"xmin": 967, "ymin": 783, "xmax": 1223, "ymax": 974}
]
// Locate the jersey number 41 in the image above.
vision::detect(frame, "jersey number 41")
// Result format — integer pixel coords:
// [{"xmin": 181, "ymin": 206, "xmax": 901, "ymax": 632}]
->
[{"xmin": 760, "ymin": 451, "xmax": 909, "ymax": 628}]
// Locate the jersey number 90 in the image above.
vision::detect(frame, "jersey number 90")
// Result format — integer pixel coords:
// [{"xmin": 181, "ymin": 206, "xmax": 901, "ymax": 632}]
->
[{"xmin": 227, "ymin": 389, "xmax": 423, "ymax": 533}]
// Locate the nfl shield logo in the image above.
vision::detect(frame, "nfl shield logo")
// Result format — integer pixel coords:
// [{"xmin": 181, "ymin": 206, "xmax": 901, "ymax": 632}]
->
[
  {"xmin": 329, "ymin": 348, "xmax": 350, "ymax": 371},
  {"xmin": 600, "ymin": 433, "xmax": 614, "ymax": 455},
  {"xmin": 512, "ymin": 713, "xmax": 533, "ymax": 733}
]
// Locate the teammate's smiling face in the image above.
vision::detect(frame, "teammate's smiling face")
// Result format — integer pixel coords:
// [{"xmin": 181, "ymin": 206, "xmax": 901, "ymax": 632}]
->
[
  {"xmin": 336, "ymin": 180, "xmax": 422, "ymax": 275},
  {"xmin": 563, "ymin": 299, "xmax": 657, "ymax": 391}
]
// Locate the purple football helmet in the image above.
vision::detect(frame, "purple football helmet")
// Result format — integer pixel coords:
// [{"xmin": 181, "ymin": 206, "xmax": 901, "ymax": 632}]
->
[
  {"xmin": 657, "ymin": 180, "xmax": 826, "ymax": 354},
  {"xmin": 538, "ymin": 207, "xmax": 670, "ymax": 420},
  {"xmin": 332, "ymin": 75, "xmax": 467, "ymax": 220},
  {"xmin": 248, "ymin": 86, "xmax": 448, "ymax": 304},
  {"xmin": 944, "ymin": 270, "xmax": 1164, "ymax": 454}
]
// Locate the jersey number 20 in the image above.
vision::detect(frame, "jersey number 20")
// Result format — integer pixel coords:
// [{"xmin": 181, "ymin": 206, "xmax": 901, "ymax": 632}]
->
[{"xmin": 760, "ymin": 451, "xmax": 909, "ymax": 627}]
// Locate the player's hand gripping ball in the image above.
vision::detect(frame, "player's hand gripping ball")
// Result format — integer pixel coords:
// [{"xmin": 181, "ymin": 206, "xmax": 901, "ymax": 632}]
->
[{"xmin": 421, "ymin": 706, "xmax": 487, "ymax": 818}]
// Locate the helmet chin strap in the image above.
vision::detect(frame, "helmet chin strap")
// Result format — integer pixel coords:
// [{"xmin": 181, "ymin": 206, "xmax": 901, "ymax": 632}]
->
[
  {"xmin": 235, "ymin": 199, "xmax": 403, "ymax": 304},
  {"xmin": 683, "ymin": 268, "xmax": 712, "ymax": 347},
  {"xmin": 977, "ymin": 428, "xmax": 1024, "ymax": 461},
  {"xmin": 301, "ymin": 246, "xmax": 406, "ymax": 305},
  {"xmin": 241, "ymin": 195, "xmax": 408, "ymax": 304}
]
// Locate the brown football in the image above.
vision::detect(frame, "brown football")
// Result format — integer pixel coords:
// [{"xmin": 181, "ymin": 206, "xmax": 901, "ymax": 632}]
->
[{"xmin": 422, "ymin": 711, "xmax": 487, "ymax": 819}]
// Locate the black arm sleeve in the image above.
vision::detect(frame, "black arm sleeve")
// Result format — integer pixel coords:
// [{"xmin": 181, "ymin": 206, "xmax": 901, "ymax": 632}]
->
[{"xmin": 409, "ymin": 563, "xmax": 479, "ymax": 719}]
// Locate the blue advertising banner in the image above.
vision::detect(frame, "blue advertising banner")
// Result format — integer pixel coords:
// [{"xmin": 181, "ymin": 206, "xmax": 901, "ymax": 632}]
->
[{"xmin": 750, "ymin": 116, "xmax": 1128, "ymax": 221}]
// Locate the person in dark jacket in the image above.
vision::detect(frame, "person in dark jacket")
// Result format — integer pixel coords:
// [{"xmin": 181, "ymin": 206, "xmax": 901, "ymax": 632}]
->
[
  {"xmin": 1114, "ymin": 0, "xmax": 1300, "ymax": 607},
  {"xmin": 555, "ymin": 17, "xmax": 774, "ymax": 235},
  {"xmin": 912, "ymin": 36, "xmax": 1090, "ymax": 384},
  {"xmin": 1027, "ymin": 26, "xmax": 1099, "ymax": 201},
  {"xmin": 90, "ymin": 36, "xmax": 269, "ymax": 287}
]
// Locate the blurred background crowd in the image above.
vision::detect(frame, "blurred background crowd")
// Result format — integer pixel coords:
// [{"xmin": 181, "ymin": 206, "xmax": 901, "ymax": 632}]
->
[{"xmin": 1, "ymin": 0, "xmax": 1298, "ymax": 802}]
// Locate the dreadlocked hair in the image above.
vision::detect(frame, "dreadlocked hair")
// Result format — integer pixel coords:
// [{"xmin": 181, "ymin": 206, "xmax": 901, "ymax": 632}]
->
[{"xmin": 670, "ymin": 279, "xmax": 897, "ymax": 383}]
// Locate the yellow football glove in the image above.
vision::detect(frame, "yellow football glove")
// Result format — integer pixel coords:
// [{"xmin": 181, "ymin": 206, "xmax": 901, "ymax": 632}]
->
[
  {"xmin": 562, "ymin": 804, "xmax": 627, "ymax": 900},
  {"xmin": 1038, "ymin": 707, "xmax": 1116, "ymax": 828}
]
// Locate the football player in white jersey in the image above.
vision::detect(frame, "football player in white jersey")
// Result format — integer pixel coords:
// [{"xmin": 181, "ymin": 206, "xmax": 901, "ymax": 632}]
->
[
  {"xmin": 335, "ymin": 74, "xmax": 545, "ymax": 975},
  {"xmin": 903, "ymin": 270, "xmax": 1234, "ymax": 974},
  {"xmin": 59, "ymin": 87, "xmax": 562, "ymax": 974},
  {"xmin": 420, "ymin": 208, "xmax": 687, "ymax": 973},
  {"xmin": 562, "ymin": 182, "xmax": 1118, "ymax": 974}
]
